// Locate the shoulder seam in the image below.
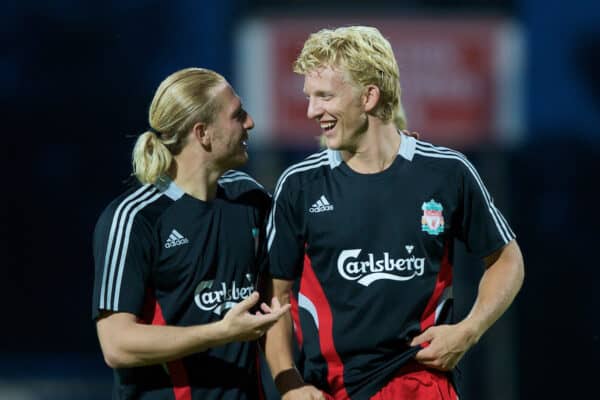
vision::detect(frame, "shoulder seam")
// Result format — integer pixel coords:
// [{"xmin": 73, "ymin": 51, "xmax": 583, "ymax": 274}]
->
[
  {"xmin": 219, "ymin": 170, "xmax": 265, "ymax": 190},
  {"xmin": 273, "ymin": 151, "xmax": 329, "ymax": 196}
]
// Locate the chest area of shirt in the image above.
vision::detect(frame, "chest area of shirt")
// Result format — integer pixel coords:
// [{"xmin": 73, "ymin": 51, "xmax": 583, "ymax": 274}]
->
[
  {"xmin": 301, "ymin": 175, "xmax": 457, "ymax": 247},
  {"xmin": 297, "ymin": 182, "xmax": 454, "ymax": 297},
  {"xmin": 156, "ymin": 202, "xmax": 261, "ymax": 275},
  {"xmin": 152, "ymin": 202, "xmax": 261, "ymax": 319}
]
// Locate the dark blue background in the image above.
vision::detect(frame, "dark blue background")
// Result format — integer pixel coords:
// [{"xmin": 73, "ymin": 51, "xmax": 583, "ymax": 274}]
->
[{"xmin": 2, "ymin": 1, "xmax": 598, "ymax": 399}]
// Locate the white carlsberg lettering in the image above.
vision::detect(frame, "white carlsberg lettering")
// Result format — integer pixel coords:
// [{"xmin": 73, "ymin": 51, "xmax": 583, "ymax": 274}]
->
[
  {"xmin": 337, "ymin": 249, "xmax": 426, "ymax": 287},
  {"xmin": 194, "ymin": 278, "xmax": 255, "ymax": 315}
]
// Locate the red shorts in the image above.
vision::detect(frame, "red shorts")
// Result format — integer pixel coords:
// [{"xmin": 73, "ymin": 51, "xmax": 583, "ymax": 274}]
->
[
  {"xmin": 319, "ymin": 362, "xmax": 457, "ymax": 400},
  {"xmin": 370, "ymin": 362, "xmax": 458, "ymax": 400}
]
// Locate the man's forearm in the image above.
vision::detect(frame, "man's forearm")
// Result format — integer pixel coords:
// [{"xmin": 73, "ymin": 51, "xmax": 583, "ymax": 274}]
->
[
  {"xmin": 264, "ymin": 309, "xmax": 310, "ymax": 396},
  {"xmin": 264, "ymin": 310, "xmax": 296, "ymax": 375},
  {"xmin": 462, "ymin": 240, "xmax": 525, "ymax": 341},
  {"xmin": 97, "ymin": 313, "xmax": 230, "ymax": 368}
]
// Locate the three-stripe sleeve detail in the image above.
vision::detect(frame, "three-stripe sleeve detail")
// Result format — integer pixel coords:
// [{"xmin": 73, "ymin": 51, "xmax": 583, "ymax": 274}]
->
[
  {"xmin": 100, "ymin": 186, "xmax": 162, "ymax": 310},
  {"xmin": 267, "ymin": 151, "xmax": 329, "ymax": 251}
]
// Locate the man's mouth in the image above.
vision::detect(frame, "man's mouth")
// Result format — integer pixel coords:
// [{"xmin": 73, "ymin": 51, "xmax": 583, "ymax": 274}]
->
[{"xmin": 320, "ymin": 120, "xmax": 337, "ymax": 133}]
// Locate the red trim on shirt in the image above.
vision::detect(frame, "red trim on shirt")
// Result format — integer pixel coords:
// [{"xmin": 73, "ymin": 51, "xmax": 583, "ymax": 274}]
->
[
  {"xmin": 300, "ymin": 255, "xmax": 350, "ymax": 400},
  {"xmin": 419, "ymin": 240, "xmax": 453, "ymax": 339},
  {"xmin": 289, "ymin": 292, "xmax": 304, "ymax": 348},
  {"xmin": 143, "ymin": 290, "xmax": 192, "ymax": 400}
]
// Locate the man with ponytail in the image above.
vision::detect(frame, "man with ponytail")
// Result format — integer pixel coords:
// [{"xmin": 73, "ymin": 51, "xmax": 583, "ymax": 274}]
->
[{"xmin": 92, "ymin": 67, "xmax": 289, "ymax": 399}]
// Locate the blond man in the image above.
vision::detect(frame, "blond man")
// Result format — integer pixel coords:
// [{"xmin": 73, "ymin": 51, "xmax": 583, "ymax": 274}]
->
[{"xmin": 264, "ymin": 26, "xmax": 524, "ymax": 400}]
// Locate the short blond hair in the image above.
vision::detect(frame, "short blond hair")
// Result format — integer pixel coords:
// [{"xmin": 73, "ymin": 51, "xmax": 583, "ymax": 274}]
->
[
  {"xmin": 294, "ymin": 26, "xmax": 402, "ymax": 123},
  {"xmin": 394, "ymin": 102, "xmax": 407, "ymax": 130},
  {"xmin": 132, "ymin": 68, "xmax": 226, "ymax": 184}
]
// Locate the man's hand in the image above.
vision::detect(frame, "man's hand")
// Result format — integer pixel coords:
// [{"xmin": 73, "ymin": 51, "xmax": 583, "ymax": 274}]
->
[
  {"xmin": 410, "ymin": 322, "xmax": 478, "ymax": 371},
  {"xmin": 282, "ymin": 385, "xmax": 330, "ymax": 400},
  {"xmin": 222, "ymin": 292, "xmax": 290, "ymax": 342}
]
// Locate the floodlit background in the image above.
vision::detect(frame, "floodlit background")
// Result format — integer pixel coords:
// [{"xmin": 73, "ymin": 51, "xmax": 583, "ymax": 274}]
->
[{"xmin": 2, "ymin": 0, "xmax": 599, "ymax": 399}]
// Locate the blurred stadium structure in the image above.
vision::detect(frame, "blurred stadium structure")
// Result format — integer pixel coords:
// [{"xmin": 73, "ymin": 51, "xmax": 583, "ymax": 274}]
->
[{"xmin": 1, "ymin": 0, "xmax": 598, "ymax": 399}]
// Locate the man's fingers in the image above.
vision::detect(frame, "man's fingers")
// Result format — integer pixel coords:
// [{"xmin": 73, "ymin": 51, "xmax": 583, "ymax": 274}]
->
[
  {"xmin": 413, "ymin": 346, "xmax": 436, "ymax": 362},
  {"xmin": 270, "ymin": 296, "xmax": 282, "ymax": 308},
  {"xmin": 410, "ymin": 328, "xmax": 433, "ymax": 347},
  {"xmin": 260, "ymin": 302, "xmax": 272, "ymax": 313},
  {"xmin": 272, "ymin": 303, "xmax": 291, "ymax": 317},
  {"xmin": 233, "ymin": 291, "xmax": 260, "ymax": 313},
  {"xmin": 413, "ymin": 351, "xmax": 451, "ymax": 371},
  {"xmin": 255, "ymin": 296, "xmax": 289, "ymax": 315},
  {"xmin": 254, "ymin": 303, "xmax": 291, "ymax": 326},
  {"xmin": 262, "ymin": 303, "xmax": 291, "ymax": 320}
]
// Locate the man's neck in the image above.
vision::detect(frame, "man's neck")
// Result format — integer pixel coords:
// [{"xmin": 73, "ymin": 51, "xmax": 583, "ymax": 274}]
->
[
  {"xmin": 342, "ymin": 121, "xmax": 401, "ymax": 174},
  {"xmin": 172, "ymin": 150, "xmax": 222, "ymax": 202}
]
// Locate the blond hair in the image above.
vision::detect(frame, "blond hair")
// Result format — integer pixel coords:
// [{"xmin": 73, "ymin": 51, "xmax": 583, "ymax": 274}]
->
[
  {"xmin": 132, "ymin": 68, "xmax": 226, "ymax": 184},
  {"xmin": 394, "ymin": 102, "xmax": 407, "ymax": 130},
  {"xmin": 294, "ymin": 26, "xmax": 402, "ymax": 123}
]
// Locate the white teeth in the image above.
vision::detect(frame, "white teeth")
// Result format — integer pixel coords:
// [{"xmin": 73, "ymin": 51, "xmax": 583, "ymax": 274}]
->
[{"xmin": 320, "ymin": 122, "xmax": 336, "ymax": 130}]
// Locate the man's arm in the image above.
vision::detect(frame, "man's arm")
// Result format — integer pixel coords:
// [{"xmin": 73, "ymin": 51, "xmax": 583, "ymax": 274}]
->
[
  {"xmin": 264, "ymin": 278, "xmax": 297, "ymax": 373},
  {"xmin": 264, "ymin": 278, "xmax": 326, "ymax": 400},
  {"xmin": 97, "ymin": 292, "xmax": 289, "ymax": 368},
  {"xmin": 463, "ymin": 239, "xmax": 525, "ymax": 340},
  {"xmin": 411, "ymin": 240, "xmax": 524, "ymax": 370}
]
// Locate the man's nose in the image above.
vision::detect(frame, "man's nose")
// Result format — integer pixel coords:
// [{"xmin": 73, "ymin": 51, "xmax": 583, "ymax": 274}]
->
[
  {"xmin": 244, "ymin": 113, "xmax": 255, "ymax": 130},
  {"xmin": 306, "ymin": 97, "xmax": 322, "ymax": 120}
]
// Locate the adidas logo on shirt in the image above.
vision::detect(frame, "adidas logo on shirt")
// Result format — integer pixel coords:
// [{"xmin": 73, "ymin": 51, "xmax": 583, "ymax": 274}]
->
[
  {"xmin": 309, "ymin": 195, "xmax": 334, "ymax": 213},
  {"xmin": 164, "ymin": 229, "xmax": 190, "ymax": 248}
]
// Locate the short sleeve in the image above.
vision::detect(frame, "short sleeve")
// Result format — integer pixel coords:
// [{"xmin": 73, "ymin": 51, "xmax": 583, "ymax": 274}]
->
[
  {"xmin": 267, "ymin": 180, "xmax": 305, "ymax": 280},
  {"xmin": 456, "ymin": 159, "xmax": 516, "ymax": 257},
  {"xmin": 92, "ymin": 207, "xmax": 153, "ymax": 320}
]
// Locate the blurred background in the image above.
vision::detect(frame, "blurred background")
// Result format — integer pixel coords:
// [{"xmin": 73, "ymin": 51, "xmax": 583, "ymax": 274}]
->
[{"xmin": 2, "ymin": 0, "xmax": 599, "ymax": 399}]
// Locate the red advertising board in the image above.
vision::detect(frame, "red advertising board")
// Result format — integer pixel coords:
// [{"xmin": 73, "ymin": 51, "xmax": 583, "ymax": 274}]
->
[{"xmin": 237, "ymin": 17, "xmax": 522, "ymax": 148}]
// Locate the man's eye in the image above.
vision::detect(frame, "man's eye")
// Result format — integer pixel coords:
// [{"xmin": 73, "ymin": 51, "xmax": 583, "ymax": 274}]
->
[{"xmin": 235, "ymin": 109, "xmax": 247, "ymax": 121}]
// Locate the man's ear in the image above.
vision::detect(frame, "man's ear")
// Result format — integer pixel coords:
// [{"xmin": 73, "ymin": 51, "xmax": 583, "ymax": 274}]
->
[
  {"xmin": 192, "ymin": 122, "xmax": 211, "ymax": 148},
  {"xmin": 363, "ymin": 85, "xmax": 380, "ymax": 113}
]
